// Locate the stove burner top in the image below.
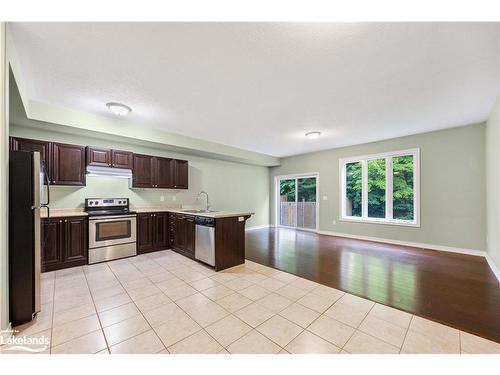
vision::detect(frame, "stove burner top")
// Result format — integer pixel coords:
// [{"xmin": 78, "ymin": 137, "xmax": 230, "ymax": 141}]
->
[{"xmin": 84, "ymin": 198, "xmax": 132, "ymax": 217}]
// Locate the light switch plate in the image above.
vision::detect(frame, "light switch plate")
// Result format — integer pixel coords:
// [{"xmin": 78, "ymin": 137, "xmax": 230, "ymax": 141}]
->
[
  {"xmin": 160, "ymin": 196, "xmax": 165, "ymax": 202},
  {"xmin": 323, "ymin": 195, "xmax": 328, "ymax": 200},
  {"xmin": 172, "ymin": 196, "xmax": 177, "ymax": 201}
]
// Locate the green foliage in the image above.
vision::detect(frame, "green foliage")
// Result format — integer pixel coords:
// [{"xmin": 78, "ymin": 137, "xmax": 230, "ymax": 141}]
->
[
  {"xmin": 345, "ymin": 156, "xmax": 414, "ymax": 220},
  {"xmin": 346, "ymin": 162, "xmax": 362, "ymax": 216},
  {"xmin": 393, "ymin": 156, "xmax": 414, "ymax": 220},
  {"xmin": 368, "ymin": 159, "xmax": 386, "ymax": 218},
  {"xmin": 280, "ymin": 177, "xmax": 317, "ymax": 202}
]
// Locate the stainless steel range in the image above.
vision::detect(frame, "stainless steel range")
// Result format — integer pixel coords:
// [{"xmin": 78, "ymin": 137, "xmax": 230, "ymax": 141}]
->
[{"xmin": 85, "ymin": 198, "xmax": 137, "ymax": 264}]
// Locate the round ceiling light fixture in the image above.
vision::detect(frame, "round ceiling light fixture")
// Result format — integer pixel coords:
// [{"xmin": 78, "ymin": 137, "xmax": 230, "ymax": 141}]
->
[
  {"xmin": 305, "ymin": 131, "xmax": 321, "ymax": 139},
  {"xmin": 106, "ymin": 102, "xmax": 132, "ymax": 116}
]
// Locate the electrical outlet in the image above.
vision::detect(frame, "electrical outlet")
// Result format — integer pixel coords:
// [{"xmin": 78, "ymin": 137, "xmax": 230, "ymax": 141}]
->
[
  {"xmin": 172, "ymin": 196, "xmax": 177, "ymax": 201},
  {"xmin": 160, "ymin": 196, "xmax": 165, "ymax": 202},
  {"xmin": 332, "ymin": 220, "xmax": 337, "ymax": 225},
  {"xmin": 323, "ymin": 195, "xmax": 328, "ymax": 201}
]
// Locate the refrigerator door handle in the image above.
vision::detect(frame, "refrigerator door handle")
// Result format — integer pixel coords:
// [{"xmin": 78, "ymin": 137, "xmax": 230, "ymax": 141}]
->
[{"xmin": 41, "ymin": 161, "xmax": 50, "ymax": 206}]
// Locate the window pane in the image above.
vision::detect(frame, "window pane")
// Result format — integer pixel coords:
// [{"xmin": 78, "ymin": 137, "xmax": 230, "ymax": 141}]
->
[
  {"xmin": 368, "ymin": 159, "xmax": 386, "ymax": 218},
  {"xmin": 345, "ymin": 162, "xmax": 362, "ymax": 217},
  {"xmin": 393, "ymin": 155, "xmax": 414, "ymax": 220},
  {"xmin": 297, "ymin": 177, "xmax": 317, "ymax": 229},
  {"xmin": 279, "ymin": 179, "xmax": 296, "ymax": 226}
]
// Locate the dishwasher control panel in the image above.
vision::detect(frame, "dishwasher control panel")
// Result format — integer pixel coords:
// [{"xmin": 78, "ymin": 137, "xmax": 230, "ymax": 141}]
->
[{"xmin": 195, "ymin": 216, "xmax": 215, "ymax": 227}]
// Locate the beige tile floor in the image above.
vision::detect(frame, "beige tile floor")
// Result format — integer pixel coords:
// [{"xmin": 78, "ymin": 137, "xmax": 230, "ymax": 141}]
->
[{"xmin": 1, "ymin": 250, "xmax": 499, "ymax": 354}]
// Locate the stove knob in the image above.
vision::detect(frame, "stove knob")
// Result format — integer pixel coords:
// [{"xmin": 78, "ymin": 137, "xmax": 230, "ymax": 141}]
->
[{"xmin": 89, "ymin": 201, "xmax": 93, "ymax": 205}]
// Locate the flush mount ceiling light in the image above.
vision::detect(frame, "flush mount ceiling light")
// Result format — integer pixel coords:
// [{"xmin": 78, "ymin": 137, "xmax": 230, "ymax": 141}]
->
[
  {"xmin": 106, "ymin": 102, "xmax": 132, "ymax": 116},
  {"xmin": 305, "ymin": 131, "xmax": 321, "ymax": 139}
]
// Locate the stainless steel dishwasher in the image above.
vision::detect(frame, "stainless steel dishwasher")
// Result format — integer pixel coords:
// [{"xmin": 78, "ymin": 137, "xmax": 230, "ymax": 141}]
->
[{"xmin": 195, "ymin": 216, "xmax": 215, "ymax": 266}]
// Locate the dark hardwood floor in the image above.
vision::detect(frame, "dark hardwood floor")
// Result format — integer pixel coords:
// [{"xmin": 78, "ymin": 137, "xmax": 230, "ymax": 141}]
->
[{"xmin": 245, "ymin": 227, "xmax": 500, "ymax": 343}]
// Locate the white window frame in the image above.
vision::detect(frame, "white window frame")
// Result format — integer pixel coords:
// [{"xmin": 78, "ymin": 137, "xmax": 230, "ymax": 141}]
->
[
  {"xmin": 339, "ymin": 148, "xmax": 420, "ymax": 227},
  {"xmin": 274, "ymin": 173, "xmax": 320, "ymax": 232}
]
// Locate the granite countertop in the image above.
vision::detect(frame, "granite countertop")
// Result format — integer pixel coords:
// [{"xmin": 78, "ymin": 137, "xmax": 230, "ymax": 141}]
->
[
  {"xmin": 40, "ymin": 208, "xmax": 87, "ymax": 218},
  {"xmin": 42, "ymin": 206, "xmax": 253, "ymax": 219},
  {"xmin": 134, "ymin": 207, "xmax": 254, "ymax": 219}
]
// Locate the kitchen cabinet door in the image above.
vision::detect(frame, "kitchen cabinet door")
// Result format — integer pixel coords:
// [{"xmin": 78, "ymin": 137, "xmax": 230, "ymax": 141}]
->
[
  {"xmin": 137, "ymin": 213, "xmax": 155, "ymax": 254},
  {"xmin": 156, "ymin": 157, "xmax": 174, "ymax": 188},
  {"xmin": 111, "ymin": 150, "xmax": 133, "ymax": 169},
  {"xmin": 173, "ymin": 159, "xmax": 189, "ymax": 189},
  {"xmin": 86, "ymin": 147, "xmax": 111, "ymax": 167},
  {"xmin": 52, "ymin": 143, "xmax": 86, "ymax": 186},
  {"xmin": 41, "ymin": 218, "xmax": 64, "ymax": 272},
  {"xmin": 133, "ymin": 154, "xmax": 155, "ymax": 188},
  {"xmin": 153, "ymin": 212, "xmax": 169, "ymax": 250},
  {"xmin": 10, "ymin": 137, "xmax": 52, "ymax": 183},
  {"xmin": 173, "ymin": 214, "xmax": 186, "ymax": 251},
  {"xmin": 168, "ymin": 213, "xmax": 176, "ymax": 248},
  {"xmin": 184, "ymin": 215, "xmax": 196, "ymax": 257},
  {"xmin": 63, "ymin": 217, "xmax": 88, "ymax": 266}
]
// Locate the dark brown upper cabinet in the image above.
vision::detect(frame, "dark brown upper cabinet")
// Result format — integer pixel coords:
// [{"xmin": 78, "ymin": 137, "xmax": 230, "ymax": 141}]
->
[
  {"xmin": 132, "ymin": 153, "xmax": 156, "ymax": 188},
  {"xmin": 156, "ymin": 157, "xmax": 174, "ymax": 188},
  {"xmin": 111, "ymin": 149, "xmax": 133, "ymax": 169},
  {"xmin": 86, "ymin": 146, "xmax": 133, "ymax": 169},
  {"xmin": 132, "ymin": 154, "xmax": 188, "ymax": 189},
  {"xmin": 10, "ymin": 137, "xmax": 86, "ymax": 186},
  {"xmin": 172, "ymin": 159, "xmax": 189, "ymax": 189},
  {"xmin": 86, "ymin": 146, "xmax": 111, "ymax": 167},
  {"xmin": 10, "ymin": 137, "xmax": 52, "ymax": 183},
  {"xmin": 52, "ymin": 143, "xmax": 86, "ymax": 186}
]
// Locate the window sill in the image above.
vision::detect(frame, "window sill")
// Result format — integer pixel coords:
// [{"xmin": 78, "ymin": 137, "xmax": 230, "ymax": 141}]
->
[{"xmin": 340, "ymin": 217, "xmax": 420, "ymax": 228}]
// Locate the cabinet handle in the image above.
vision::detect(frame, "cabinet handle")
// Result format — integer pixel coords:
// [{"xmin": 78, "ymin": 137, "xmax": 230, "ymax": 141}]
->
[{"xmin": 59, "ymin": 220, "xmax": 62, "ymax": 223}]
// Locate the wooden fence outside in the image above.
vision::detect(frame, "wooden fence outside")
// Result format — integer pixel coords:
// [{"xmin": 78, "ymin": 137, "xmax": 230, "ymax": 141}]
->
[{"xmin": 279, "ymin": 202, "xmax": 317, "ymax": 229}]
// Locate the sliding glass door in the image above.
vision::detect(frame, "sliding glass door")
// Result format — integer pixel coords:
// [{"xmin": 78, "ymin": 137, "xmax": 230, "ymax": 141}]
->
[{"xmin": 278, "ymin": 175, "xmax": 318, "ymax": 230}]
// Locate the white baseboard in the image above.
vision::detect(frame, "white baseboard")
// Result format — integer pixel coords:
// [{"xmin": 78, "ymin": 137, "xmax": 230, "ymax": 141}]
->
[
  {"xmin": 317, "ymin": 230, "xmax": 485, "ymax": 257},
  {"xmin": 245, "ymin": 224, "xmax": 271, "ymax": 231},
  {"xmin": 252, "ymin": 226, "xmax": 499, "ymax": 283},
  {"xmin": 485, "ymin": 254, "xmax": 500, "ymax": 284}
]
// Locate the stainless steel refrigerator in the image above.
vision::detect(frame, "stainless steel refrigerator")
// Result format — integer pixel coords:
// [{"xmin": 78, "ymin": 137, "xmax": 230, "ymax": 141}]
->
[{"xmin": 9, "ymin": 150, "xmax": 49, "ymax": 325}]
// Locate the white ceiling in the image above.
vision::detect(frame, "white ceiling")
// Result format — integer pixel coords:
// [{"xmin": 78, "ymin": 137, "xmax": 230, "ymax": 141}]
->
[{"xmin": 9, "ymin": 22, "xmax": 500, "ymax": 157}]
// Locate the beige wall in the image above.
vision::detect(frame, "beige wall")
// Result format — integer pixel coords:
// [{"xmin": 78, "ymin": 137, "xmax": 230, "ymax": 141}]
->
[
  {"xmin": 270, "ymin": 124, "xmax": 486, "ymax": 252},
  {"xmin": 486, "ymin": 94, "xmax": 500, "ymax": 271},
  {"xmin": 1, "ymin": 22, "xmax": 9, "ymax": 331},
  {"xmin": 9, "ymin": 125, "xmax": 270, "ymax": 229}
]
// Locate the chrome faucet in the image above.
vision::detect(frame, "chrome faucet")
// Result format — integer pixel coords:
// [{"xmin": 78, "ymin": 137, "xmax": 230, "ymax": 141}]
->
[{"xmin": 198, "ymin": 191, "xmax": 210, "ymax": 211}]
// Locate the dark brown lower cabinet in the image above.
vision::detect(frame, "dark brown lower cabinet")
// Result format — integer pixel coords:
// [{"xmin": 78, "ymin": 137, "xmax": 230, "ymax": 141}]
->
[
  {"xmin": 42, "ymin": 216, "xmax": 87, "ymax": 272},
  {"xmin": 172, "ymin": 214, "xmax": 195, "ymax": 259},
  {"xmin": 137, "ymin": 212, "xmax": 170, "ymax": 254}
]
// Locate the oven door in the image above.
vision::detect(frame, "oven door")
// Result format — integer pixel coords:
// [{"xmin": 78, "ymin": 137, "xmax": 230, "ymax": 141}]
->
[{"xmin": 89, "ymin": 215, "xmax": 136, "ymax": 248}]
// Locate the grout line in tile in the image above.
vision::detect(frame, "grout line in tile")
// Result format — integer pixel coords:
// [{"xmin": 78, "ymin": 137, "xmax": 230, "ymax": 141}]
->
[
  {"xmin": 81, "ymin": 264, "xmax": 110, "ymax": 352},
  {"xmin": 104, "ymin": 259, "xmax": 168, "ymax": 353},
  {"xmin": 48, "ymin": 269, "xmax": 57, "ymax": 354},
  {"xmin": 399, "ymin": 315, "xmax": 414, "ymax": 354}
]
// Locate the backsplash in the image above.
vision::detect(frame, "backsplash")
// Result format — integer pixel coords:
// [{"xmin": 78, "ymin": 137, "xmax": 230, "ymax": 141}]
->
[{"xmin": 49, "ymin": 176, "xmax": 201, "ymax": 209}]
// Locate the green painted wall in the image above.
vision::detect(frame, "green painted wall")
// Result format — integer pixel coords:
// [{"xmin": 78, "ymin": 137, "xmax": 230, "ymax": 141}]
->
[
  {"xmin": 486, "ymin": 95, "xmax": 500, "ymax": 270},
  {"xmin": 270, "ymin": 124, "xmax": 486, "ymax": 252},
  {"xmin": 9, "ymin": 125, "xmax": 270, "ymax": 229}
]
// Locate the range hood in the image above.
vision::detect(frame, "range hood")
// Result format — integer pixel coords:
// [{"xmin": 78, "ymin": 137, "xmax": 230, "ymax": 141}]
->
[{"xmin": 86, "ymin": 165, "xmax": 132, "ymax": 179}]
